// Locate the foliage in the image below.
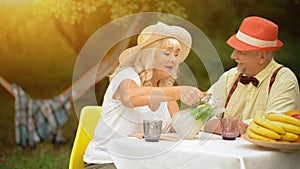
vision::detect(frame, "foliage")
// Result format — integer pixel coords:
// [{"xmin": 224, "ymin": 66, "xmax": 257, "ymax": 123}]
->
[
  {"xmin": 31, "ymin": 0, "xmax": 188, "ymax": 59},
  {"xmin": 32, "ymin": 0, "xmax": 188, "ymax": 25},
  {"xmin": 229, "ymin": 0, "xmax": 300, "ymax": 37},
  {"xmin": 0, "ymin": 3, "xmax": 75, "ymax": 95}
]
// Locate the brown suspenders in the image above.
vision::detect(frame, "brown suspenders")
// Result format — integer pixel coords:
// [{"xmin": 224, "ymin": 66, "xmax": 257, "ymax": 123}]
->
[{"xmin": 224, "ymin": 66, "xmax": 284, "ymax": 108}]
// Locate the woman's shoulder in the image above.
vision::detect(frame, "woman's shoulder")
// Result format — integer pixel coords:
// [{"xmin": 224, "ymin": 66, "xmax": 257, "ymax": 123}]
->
[
  {"xmin": 117, "ymin": 67, "xmax": 136, "ymax": 74},
  {"xmin": 113, "ymin": 67, "xmax": 141, "ymax": 85},
  {"xmin": 115, "ymin": 67, "xmax": 138, "ymax": 78}
]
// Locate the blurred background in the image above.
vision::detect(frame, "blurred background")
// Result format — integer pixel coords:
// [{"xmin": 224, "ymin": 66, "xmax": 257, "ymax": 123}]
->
[{"xmin": 0, "ymin": 0, "xmax": 299, "ymax": 168}]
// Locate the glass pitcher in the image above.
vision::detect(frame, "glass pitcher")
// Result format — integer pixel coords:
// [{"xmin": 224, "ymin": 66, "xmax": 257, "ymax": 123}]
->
[{"xmin": 171, "ymin": 94, "xmax": 225, "ymax": 139}]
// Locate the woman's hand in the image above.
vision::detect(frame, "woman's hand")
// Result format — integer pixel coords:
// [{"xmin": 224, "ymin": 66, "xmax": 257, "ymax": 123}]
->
[{"xmin": 179, "ymin": 86, "xmax": 205, "ymax": 106}]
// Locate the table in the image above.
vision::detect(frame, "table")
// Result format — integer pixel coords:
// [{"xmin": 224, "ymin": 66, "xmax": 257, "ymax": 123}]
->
[{"xmin": 107, "ymin": 133, "xmax": 300, "ymax": 169}]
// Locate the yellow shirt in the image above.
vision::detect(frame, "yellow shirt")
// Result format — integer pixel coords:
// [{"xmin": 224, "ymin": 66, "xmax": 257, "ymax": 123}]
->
[{"xmin": 208, "ymin": 59, "xmax": 300, "ymax": 123}]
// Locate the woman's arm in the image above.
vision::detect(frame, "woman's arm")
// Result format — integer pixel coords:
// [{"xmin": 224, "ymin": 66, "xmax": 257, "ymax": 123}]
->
[
  {"xmin": 113, "ymin": 79, "xmax": 204, "ymax": 111},
  {"xmin": 168, "ymin": 100, "xmax": 180, "ymax": 117}
]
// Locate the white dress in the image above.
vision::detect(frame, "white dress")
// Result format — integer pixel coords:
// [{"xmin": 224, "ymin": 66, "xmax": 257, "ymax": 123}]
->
[{"xmin": 83, "ymin": 67, "xmax": 172, "ymax": 164}]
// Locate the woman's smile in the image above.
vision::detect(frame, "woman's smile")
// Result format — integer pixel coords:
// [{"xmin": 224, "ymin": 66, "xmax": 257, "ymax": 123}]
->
[{"xmin": 165, "ymin": 66, "xmax": 174, "ymax": 71}]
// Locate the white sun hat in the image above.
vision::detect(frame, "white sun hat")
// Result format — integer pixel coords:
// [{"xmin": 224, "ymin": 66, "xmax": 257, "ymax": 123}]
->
[{"xmin": 118, "ymin": 21, "xmax": 192, "ymax": 63}]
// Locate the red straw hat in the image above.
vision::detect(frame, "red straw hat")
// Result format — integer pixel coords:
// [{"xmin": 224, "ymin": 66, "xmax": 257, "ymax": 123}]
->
[{"xmin": 227, "ymin": 16, "xmax": 283, "ymax": 51}]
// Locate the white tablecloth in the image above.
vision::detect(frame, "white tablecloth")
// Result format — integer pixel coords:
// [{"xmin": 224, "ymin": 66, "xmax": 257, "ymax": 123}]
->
[{"xmin": 107, "ymin": 133, "xmax": 300, "ymax": 169}]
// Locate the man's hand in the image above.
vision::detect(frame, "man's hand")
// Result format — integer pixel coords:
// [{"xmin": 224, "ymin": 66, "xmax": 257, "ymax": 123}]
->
[{"xmin": 204, "ymin": 118, "xmax": 248, "ymax": 136}]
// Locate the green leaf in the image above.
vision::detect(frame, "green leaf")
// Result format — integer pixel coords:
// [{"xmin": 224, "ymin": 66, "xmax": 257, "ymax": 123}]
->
[{"xmin": 190, "ymin": 102, "xmax": 211, "ymax": 121}]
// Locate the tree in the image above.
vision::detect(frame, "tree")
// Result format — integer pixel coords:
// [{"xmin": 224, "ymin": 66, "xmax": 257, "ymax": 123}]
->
[
  {"xmin": 32, "ymin": 0, "xmax": 188, "ymax": 53},
  {"xmin": 31, "ymin": 0, "xmax": 190, "ymax": 105}
]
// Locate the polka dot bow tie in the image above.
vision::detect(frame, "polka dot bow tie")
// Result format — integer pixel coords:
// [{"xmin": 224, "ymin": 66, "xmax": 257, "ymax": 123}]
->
[{"xmin": 239, "ymin": 76, "xmax": 259, "ymax": 87}]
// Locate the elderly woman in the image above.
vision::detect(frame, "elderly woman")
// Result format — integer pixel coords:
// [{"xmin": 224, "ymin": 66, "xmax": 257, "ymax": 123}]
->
[{"xmin": 83, "ymin": 22, "xmax": 205, "ymax": 169}]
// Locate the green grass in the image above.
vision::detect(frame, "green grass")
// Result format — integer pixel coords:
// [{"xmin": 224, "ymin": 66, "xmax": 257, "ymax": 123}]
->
[
  {"xmin": 0, "ymin": 143, "xmax": 71, "ymax": 169},
  {"xmin": 0, "ymin": 116, "xmax": 77, "ymax": 169}
]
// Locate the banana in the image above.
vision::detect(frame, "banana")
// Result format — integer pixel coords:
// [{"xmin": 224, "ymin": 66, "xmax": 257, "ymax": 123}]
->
[
  {"xmin": 248, "ymin": 121, "xmax": 281, "ymax": 139},
  {"xmin": 270, "ymin": 121, "xmax": 300, "ymax": 135},
  {"xmin": 265, "ymin": 113, "xmax": 300, "ymax": 127},
  {"xmin": 247, "ymin": 128, "xmax": 277, "ymax": 142},
  {"xmin": 253, "ymin": 115, "xmax": 285, "ymax": 134},
  {"xmin": 279, "ymin": 132, "xmax": 299, "ymax": 142}
]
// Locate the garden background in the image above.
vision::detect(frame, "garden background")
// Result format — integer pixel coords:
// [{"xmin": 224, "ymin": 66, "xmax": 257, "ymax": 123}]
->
[{"xmin": 0, "ymin": 0, "xmax": 299, "ymax": 168}]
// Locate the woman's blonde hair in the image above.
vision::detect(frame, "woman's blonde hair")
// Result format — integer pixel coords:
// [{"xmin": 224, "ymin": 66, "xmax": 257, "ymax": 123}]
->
[{"xmin": 109, "ymin": 37, "xmax": 181, "ymax": 87}]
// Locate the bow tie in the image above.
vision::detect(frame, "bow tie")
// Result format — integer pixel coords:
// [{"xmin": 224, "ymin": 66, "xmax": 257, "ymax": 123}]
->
[{"xmin": 239, "ymin": 75, "xmax": 259, "ymax": 87}]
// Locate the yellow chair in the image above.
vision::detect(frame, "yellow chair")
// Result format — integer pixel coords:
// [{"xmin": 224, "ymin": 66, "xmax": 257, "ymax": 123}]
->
[{"xmin": 69, "ymin": 106, "xmax": 102, "ymax": 169}]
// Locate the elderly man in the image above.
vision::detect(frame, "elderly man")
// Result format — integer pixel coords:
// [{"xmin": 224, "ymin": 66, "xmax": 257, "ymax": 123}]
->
[{"xmin": 205, "ymin": 16, "xmax": 300, "ymax": 135}]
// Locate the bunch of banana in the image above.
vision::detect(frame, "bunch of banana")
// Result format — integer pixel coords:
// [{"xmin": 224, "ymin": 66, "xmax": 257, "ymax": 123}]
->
[
  {"xmin": 265, "ymin": 113, "xmax": 300, "ymax": 142},
  {"xmin": 246, "ymin": 113, "xmax": 300, "ymax": 142}
]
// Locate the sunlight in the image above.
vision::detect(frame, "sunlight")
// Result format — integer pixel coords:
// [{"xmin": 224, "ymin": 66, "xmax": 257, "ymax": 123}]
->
[
  {"xmin": 0, "ymin": 0, "xmax": 33, "ymax": 4},
  {"xmin": 1, "ymin": 0, "xmax": 31, "ymax": 2}
]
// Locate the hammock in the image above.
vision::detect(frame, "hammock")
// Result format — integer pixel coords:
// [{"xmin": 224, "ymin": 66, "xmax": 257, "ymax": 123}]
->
[
  {"xmin": 0, "ymin": 50, "xmax": 120, "ymax": 147},
  {"xmin": 0, "ymin": 17, "xmax": 142, "ymax": 147},
  {"xmin": 0, "ymin": 51, "xmax": 120, "ymax": 147},
  {"xmin": 12, "ymin": 84, "xmax": 71, "ymax": 147}
]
